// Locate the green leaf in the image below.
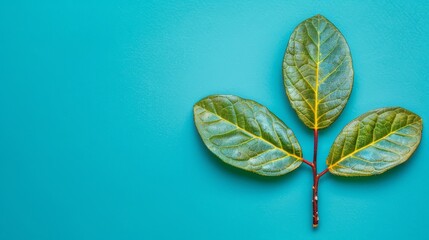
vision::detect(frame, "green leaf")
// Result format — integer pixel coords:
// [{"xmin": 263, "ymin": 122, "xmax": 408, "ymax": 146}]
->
[
  {"xmin": 194, "ymin": 95, "xmax": 303, "ymax": 176},
  {"xmin": 283, "ymin": 15, "xmax": 353, "ymax": 129},
  {"xmin": 327, "ymin": 107, "xmax": 423, "ymax": 176}
]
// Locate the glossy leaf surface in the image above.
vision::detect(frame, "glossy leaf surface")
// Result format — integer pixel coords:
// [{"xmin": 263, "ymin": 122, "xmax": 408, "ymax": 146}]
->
[
  {"xmin": 194, "ymin": 95, "xmax": 302, "ymax": 176},
  {"xmin": 283, "ymin": 15, "xmax": 353, "ymax": 129},
  {"xmin": 327, "ymin": 107, "xmax": 422, "ymax": 176}
]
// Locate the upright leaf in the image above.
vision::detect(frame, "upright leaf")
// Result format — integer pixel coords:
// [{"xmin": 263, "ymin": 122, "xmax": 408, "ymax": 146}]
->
[
  {"xmin": 327, "ymin": 107, "xmax": 423, "ymax": 176},
  {"xmin": 283, "ymin": 15, "xmax": 353, "ymax": 129},
  {"xmin": 194, "ymin": 95, "xmax": 303, "ymax": 176}
]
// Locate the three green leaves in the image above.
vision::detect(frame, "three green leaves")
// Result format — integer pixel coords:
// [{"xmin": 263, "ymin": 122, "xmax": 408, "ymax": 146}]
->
[{"xmin": 193, "ymin": 15, "xmax": 423, "ymax": 227}]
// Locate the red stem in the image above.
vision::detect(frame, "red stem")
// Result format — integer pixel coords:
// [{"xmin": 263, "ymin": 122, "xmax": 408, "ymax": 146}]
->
[
  {"xmin": 312, "ymin": 129, "xmax": 319, "ymax": 228},
  {"xmin": 301, "ymin": 158, "xmax": 314, "ymax": 167},
  {"xmin": 310, "ymin": 129, "xmax": 329, "ymax": 228},
  {"xmin": 318, "ymin": 168, "xmax": 329, "ymax": 178},
  {"xmin": 301, "ymin": 130, "xmax": 330, "ymax": 228}
]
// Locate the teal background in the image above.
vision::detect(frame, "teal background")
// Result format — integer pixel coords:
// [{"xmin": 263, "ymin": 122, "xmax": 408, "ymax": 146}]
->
[{"xmin": 0, "ymin": 1, "xmax": 428, "ymax": 239}]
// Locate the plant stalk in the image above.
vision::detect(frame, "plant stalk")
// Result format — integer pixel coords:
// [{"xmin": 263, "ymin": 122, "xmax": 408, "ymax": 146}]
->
[
  {"xmin": 310, "ymin": 129, "xmax": 331, "ymax": 228},
  {"xmin": 301, "ymin": 130, "xmax": 329, "ymax": 228},
  {"xmin": 312, "ymin": 129, "xmax": 319, "ymax": 228}
]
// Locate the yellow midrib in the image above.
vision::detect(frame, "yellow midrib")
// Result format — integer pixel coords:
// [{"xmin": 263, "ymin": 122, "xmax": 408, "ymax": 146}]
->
[
  {"xmin": 328, "ymin": 120, "xmax": 422, "ymax": 169},
  {"xmin": 314, "ymin": 17, "xmax": 321, "ymax": 130},
  {"xmin": 196, "ymin": 105, "xmax": 303, "ymax": 161}
]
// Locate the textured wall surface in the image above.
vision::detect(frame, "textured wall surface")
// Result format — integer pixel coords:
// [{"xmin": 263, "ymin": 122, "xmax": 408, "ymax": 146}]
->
[{"xmin": 0, "ymin": 1, "xmax": 428, "ymax": 239}]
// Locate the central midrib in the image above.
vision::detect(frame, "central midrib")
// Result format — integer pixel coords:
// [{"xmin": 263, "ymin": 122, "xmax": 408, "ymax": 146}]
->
[{"xmin": 314, "ymin": 16, "xmax": 321, "ymax": 130}]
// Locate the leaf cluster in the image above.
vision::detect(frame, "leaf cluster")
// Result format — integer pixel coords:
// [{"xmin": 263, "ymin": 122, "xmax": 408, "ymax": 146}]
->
[{"xmin": 194, "ymin": 15, "xmax": 422, "ymax": 177}]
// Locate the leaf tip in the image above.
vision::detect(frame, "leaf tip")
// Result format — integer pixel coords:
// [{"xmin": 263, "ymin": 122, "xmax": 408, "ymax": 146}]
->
[{"xmin": 313, "ymin": 14, "xmax": 327, "ymax": 20}]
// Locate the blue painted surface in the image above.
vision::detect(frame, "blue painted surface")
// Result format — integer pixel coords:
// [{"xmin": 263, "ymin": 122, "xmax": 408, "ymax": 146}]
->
[{"xmin": 0, "ymin": 1, "xmax": 428, "ymax": 239}]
